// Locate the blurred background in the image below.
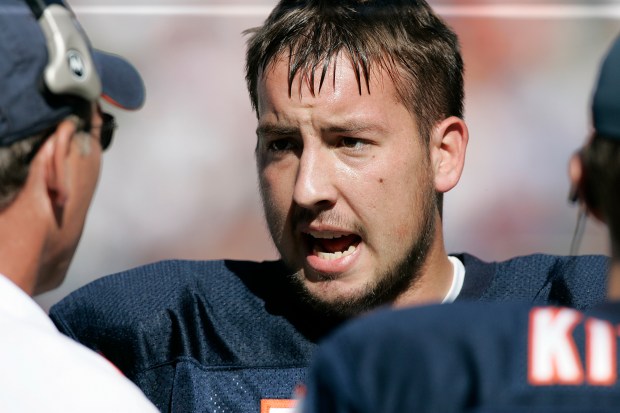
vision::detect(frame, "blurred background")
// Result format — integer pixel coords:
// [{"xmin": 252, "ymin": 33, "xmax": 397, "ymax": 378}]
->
[{"xmin": 35, "ymin": 0, "xmax": 620, "ymax": 310}]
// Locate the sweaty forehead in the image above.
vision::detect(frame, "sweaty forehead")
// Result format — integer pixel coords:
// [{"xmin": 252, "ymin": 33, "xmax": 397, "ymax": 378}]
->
[
  {"xmin": 256, "ymin": 53, "xmax": 398, "ymax": 115},
  {"xmin": 255, "ymin": 56, "xmax": 418, "ymax": 141}
]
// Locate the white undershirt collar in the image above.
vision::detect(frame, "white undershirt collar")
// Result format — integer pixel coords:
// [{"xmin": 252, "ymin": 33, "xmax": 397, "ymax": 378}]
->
[{"xmin": 442, "ymin": 256, "xmax": 466, "ymax": 304}]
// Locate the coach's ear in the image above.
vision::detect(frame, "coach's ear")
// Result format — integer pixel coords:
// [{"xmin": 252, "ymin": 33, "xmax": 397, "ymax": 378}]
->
[
  {"xmin": 430, "ymin": 116, "xmax": 468, "ymax": 193},
  {"xmin": 42, "ymin": 119, "xmax": 77, "ymax": 210}
]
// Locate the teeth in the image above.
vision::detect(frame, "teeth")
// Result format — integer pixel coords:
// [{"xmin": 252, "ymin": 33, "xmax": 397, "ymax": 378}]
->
[
  {"xmin": 314, "ymin": 244, "xmax": 357, "ymax": 260},
  {"xmin": 308, "ymin": 231, "xmax": 346, "ymax": 239}
]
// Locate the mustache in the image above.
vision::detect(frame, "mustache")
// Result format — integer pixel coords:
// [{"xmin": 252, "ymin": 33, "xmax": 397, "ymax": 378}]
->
[{"xmin": 292, "ymin": 207, "xmax": 367, "ymax": 238}]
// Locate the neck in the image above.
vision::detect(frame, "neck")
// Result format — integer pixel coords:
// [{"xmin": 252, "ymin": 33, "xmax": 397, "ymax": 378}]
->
[
  {"xmin": 392, "ymin": 212, "xmax": 454, "ymax": 308},
  {"xmin": 0, "ymin": 195, "xmax": 47, "ymax": 296}
]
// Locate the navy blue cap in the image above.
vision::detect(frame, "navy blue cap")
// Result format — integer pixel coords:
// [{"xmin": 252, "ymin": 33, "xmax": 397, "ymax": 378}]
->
[
  {"xmin": 593, "ymin": 34, "xmax": 620, "ymax": 140},
  {"xmin": 0, "ymin": 0, "xmax": 145, "ymax": 146}
]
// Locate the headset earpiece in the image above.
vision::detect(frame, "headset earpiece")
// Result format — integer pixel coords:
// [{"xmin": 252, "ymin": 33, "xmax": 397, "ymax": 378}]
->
[
  {"xmin": 568, "ymin": 185, "xmax": 579, "ymax": 204},
  {"xmin": 568, "ymin": 148, "xmax": 586, "ymax": 205},
  {"xmin": 25, "ymin": 0, "xmax": 101, "ymax": 101}
]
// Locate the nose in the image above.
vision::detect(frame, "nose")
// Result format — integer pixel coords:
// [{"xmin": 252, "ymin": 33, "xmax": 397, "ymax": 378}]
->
[{"xmin": 293, "ymin": 146, "xmax": 337, "ymax": 211}]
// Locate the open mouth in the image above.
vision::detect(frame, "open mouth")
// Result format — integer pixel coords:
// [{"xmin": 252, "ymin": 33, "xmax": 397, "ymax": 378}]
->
[{"xmin": 304, "ymin": 231, "xmax": 362, "ymax": 261}]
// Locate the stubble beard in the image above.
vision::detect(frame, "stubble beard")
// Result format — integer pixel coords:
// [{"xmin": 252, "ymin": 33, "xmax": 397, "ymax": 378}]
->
[
  {"xmin": 260, "ymin": 176, "xmax": 438, "ymax": 321},
  {"xmin": 291, "ymin": 194, "xmax": 436, "ymax": 320}
]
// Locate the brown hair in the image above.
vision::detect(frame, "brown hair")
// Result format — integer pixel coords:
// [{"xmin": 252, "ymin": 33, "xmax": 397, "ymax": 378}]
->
[
  {"xmin": 0, "ymin": 113, "xmax": 90, "ymax": 211},
  {"xmin": 244, "ymin": 0, "xmax": 464, "ymax": 143}
]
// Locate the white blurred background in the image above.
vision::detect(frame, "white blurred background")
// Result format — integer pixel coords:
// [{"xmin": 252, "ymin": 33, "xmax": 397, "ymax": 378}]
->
[{"xmin": 35, "ymin": 0, "xmax": 620, "ymax": 310}]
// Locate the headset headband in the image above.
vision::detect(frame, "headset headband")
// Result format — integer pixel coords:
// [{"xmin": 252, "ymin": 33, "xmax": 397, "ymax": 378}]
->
[{"xmin": 24, "ymin": 0, "xmax": 101, "ymax": 101}]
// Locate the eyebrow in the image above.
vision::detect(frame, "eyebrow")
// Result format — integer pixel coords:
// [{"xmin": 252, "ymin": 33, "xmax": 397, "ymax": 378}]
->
[
  {"xmin": 256, "ymin": 124, "xmax": 300, "ymax": 138},
  {"xmin": 324, "ymin": 122, "xmax": 384, "ymax": 134},
  {"xmin": 256, "ymin": 120, "xmax": 385, "ymax": 138}
]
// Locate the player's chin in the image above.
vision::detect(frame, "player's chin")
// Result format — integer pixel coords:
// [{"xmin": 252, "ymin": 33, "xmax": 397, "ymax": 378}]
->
[
  {"xmin": 300, "ymin": 265, "xmax": 366, "ymax": 291},
  {"xmin": 299, "ymin": 276, "xmax": 376, "ymax": 317}
]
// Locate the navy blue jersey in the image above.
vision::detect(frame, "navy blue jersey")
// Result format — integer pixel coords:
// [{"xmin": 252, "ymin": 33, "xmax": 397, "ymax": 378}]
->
[
  {"xmin": 301, "ymin": 301, "xmax": 620, "ymax": 413},
  {"xmin": 49, "ymin": 253, "xmax": 608, "ymax": 412}
]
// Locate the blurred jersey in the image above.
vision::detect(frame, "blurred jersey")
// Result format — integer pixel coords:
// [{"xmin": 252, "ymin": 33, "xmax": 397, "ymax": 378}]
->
[{"xmin": 301, "ymin": 300, "xmax": 620, "ymax": 413}]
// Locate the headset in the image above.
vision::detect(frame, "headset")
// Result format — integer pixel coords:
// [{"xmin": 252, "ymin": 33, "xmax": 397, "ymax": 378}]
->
[
  {"xmin": 24, "ymin": 0, "xmax": 101, "ymax": 101},
  {"xmin": 569, "ymin": 203, "xmax": 587, "ymax": 256},
  {"xmin": 568, "ymin": 150, "xmax": 588, "ymax": 256}
]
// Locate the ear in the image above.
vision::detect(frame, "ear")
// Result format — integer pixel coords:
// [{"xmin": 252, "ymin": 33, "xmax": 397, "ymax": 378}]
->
[
  {"xmin": 568, "ymin": 151, "xmax": 583, "ymax": 204},
  {"xmin": 568, "ymin": 149, "xmax": 604, "ymax": 222},
  {"xmin": 429, "ymin": 116, "xmax": 469, "ymax": 193},
  {"xmin": 42, "ymin": 119, "xmax": 77, "ymax": 208}
]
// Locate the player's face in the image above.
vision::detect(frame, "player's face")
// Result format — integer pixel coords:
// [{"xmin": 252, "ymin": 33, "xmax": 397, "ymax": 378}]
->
[{"xmin": 256, "ymin": 54, "xmax": 438, "ymax": 316}]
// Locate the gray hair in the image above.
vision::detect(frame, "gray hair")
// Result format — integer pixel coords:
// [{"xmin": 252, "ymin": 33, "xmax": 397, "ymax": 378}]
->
[{"xmin": 0, "ymin": 115, "xmax": 91, "ymax": 211}]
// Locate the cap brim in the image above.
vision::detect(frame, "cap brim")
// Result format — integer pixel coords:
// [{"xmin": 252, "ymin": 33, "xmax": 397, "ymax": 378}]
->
[{"xmin": 93, "ymin": 49, "xmax": 145, "ymax": 110}]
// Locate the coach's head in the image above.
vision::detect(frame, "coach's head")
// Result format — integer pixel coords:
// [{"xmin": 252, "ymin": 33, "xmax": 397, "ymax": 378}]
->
[{"xmin": 0, "ymin": 0, "xmax": 144, "ymax": 295}]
